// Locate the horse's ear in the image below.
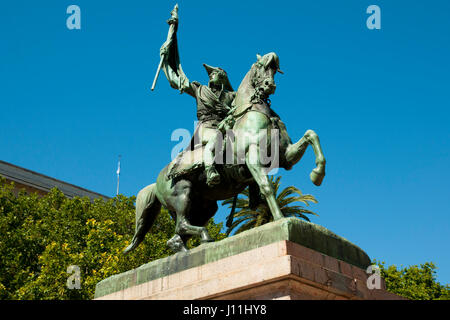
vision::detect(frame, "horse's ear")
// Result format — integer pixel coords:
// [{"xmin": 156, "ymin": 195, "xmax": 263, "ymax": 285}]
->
[
  {"xmin": 265, "ymin": 54, "xmax": 275, "ymax": 69},
  {"xmin": 256, "ymin": 54, "xmax": 262, "ymax": 61}
]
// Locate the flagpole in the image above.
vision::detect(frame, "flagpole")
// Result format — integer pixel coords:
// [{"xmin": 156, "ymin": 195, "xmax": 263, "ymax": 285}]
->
[
  {"xmin": 116, "ymin": 155, "xmax": 121, "ymax": 196},
  {"xmin": 151, "ymin": 3, "xmax": 178, "ymax": 91}
]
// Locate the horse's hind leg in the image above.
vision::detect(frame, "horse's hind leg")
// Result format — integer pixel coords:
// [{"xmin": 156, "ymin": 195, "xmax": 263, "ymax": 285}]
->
[
  {"xmin": 166, "ymin": 180, "xmax": 212, "ymax": 253},
  {"xmin": 166, "ymin": 210, "xmax": 188, "ymax": 253},
  {"xmin": 177, "ymin": 200, "xmax": 218, "ymax": 248},
  {"xmin": 176, "ymin": 215, "xmax": 213, "ymax": 244},
  {"xmin": 167, "ymin": 234, "xmax": 188, "ymax": 253},
  {"xmin": 167, "ymin": 218, "xmax": 212, "ymax": 253}
]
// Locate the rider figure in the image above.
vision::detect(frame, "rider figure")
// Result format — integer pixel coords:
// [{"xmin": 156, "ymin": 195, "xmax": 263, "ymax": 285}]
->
[{"xmin": 159, "ymin": 14, "xmax": 235, "ymax": 186}]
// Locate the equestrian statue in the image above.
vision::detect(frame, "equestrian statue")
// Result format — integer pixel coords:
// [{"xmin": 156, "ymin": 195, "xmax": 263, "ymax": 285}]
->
[{"xmin": 124, "ymin": 5, "xmax": 326, "ymax": 254}]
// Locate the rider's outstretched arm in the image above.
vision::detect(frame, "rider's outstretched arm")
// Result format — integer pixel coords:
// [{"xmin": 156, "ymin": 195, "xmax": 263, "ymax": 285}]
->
[{"xmin": 159, "ymin": 11, "xmax": 196, "ymax": 97}]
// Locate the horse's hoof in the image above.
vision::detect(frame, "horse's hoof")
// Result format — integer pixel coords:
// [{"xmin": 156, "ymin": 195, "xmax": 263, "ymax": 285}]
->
[
  {"xmin": 272, "ymin": 211, "xmax": 285, "ymax": 221},
  {"xmin": 200, "ymin": 230, "xmax": 214, "ymax": 243},
  {"xmin": 310, "ymin": 168, "xmax": 325, "ymax": 186},
  {"xmin": 167, "ymin": 234, "xmax": 188, "ymax": 253}
]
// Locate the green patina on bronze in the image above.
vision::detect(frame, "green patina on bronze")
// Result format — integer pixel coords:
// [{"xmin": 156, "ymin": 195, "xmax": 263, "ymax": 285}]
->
[
  {"xmin": 123, "ymin": 4, "xmax": 327, "ymax": 256},
  {"xmin": 95, "ymin": 218, "xmax": 370, "ymax": 298}
]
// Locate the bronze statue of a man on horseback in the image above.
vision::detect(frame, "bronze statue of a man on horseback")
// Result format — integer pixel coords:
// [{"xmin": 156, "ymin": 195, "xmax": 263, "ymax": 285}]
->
[{"xmin": 124, "ymin": 4, "xmax": 326, "ymax": 254}]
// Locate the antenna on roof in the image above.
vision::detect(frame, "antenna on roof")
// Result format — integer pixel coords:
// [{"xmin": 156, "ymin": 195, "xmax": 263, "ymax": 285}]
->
[{"xmin": 116, "ymin": 155, "xmax": 121, "ymax": 196}]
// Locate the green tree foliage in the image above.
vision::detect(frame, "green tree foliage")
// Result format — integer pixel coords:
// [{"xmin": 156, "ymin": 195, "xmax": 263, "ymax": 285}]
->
[
  {"xmin": 374, "ymin": 260, "xmax": 450, "ymax": 300},
  {"xmin": 3, "ymin": 176, "xmax": 449, "ymax": 300},
  {"xmin": 0, "ymin": 177, "xmax": 226, "ymax": 300},
  {"xmin": 222, "ymin": 176, "xmax": 318, "ymax": 235}
]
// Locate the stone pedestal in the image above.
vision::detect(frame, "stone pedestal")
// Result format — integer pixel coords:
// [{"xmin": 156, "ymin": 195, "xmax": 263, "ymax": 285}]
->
[{"xmin": 94, "ymin": 218, "xmax": 404, "ymax": 300}]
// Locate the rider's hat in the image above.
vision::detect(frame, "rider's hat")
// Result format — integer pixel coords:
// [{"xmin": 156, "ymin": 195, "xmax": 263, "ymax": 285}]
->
[{"xmin": 203, "ymin": 64, "xmax": 234, "ymax": 91}]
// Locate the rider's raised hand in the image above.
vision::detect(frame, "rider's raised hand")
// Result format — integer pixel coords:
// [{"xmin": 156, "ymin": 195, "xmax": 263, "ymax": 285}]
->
[{"xmin": 167, "ymin": 17, "xmax": 178, "ymax": 26}]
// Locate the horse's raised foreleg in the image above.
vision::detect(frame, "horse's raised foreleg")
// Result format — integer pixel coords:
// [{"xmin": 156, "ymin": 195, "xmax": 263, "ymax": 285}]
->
[
  {"xmin": 246, "ymin": 143, "xmax": 284, "ymax": 220},
  {"xmin": 285, "ymin": 129, "xmax": 326, "ymax": 186}
]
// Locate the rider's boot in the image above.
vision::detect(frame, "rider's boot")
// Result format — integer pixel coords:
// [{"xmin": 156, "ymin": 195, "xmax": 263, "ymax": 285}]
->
[{"xmin": 205, "ymin": 165, "xmax": 220, "ymax": 187}]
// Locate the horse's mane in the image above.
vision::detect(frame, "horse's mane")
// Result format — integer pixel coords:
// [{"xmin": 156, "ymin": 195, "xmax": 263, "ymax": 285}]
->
[{"xmin": 233, "ymin": 63, "xmax": 257, "ymax": 115}]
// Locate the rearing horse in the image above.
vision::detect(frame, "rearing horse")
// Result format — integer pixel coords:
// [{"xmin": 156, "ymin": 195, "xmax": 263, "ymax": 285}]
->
[{"xmin": 124, "ymin": 52, "xmax": 326, "ymax": 254}]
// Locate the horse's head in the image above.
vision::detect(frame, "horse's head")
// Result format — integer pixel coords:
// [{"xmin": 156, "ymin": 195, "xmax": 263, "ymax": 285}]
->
[
  {"xmin": 251, "ymin": 52, "xmax": 282, "ymax": 98},
  {"xmin": 234, "ymin": 52, "xmax": 282, "ymax": 112}
]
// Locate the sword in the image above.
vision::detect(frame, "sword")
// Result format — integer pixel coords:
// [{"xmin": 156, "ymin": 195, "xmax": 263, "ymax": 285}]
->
[{"xmin": 151, "ymin": 4, "xmax": 179, "ymax": 91}]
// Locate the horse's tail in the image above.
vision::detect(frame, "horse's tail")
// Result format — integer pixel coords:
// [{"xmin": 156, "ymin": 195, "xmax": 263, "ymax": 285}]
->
[{"xmin": 123, "ymin": 183, "xmax": 161, "ymax": 254}]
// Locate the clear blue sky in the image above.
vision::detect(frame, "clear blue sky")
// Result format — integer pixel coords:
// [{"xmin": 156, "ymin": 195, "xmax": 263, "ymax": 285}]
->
[{"xmin": 1, "ymin": 1, "xmax": 449, "ymax": 284}]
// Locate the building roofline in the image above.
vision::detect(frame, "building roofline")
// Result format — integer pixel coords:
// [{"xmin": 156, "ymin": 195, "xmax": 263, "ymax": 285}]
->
[{"xmin": 0, "ymin": 160, "xmax": 111, "ymax": 201}]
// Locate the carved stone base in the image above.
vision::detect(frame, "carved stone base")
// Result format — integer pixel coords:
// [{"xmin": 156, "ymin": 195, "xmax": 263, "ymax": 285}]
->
[{"xmin": 94, "ymin": 218, "xmax": 404, "ymax": 300}]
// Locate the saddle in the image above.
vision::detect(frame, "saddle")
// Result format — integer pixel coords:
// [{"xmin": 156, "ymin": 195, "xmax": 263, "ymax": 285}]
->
[{"xmin": 166, "ymin": 146, "xmax": 206, "ymax": 180}]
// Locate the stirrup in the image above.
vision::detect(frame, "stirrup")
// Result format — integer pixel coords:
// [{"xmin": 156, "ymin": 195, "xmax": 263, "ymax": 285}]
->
[{"xmin": 206, "ymin": 167, "xmax": 220, "ymax": 186}]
